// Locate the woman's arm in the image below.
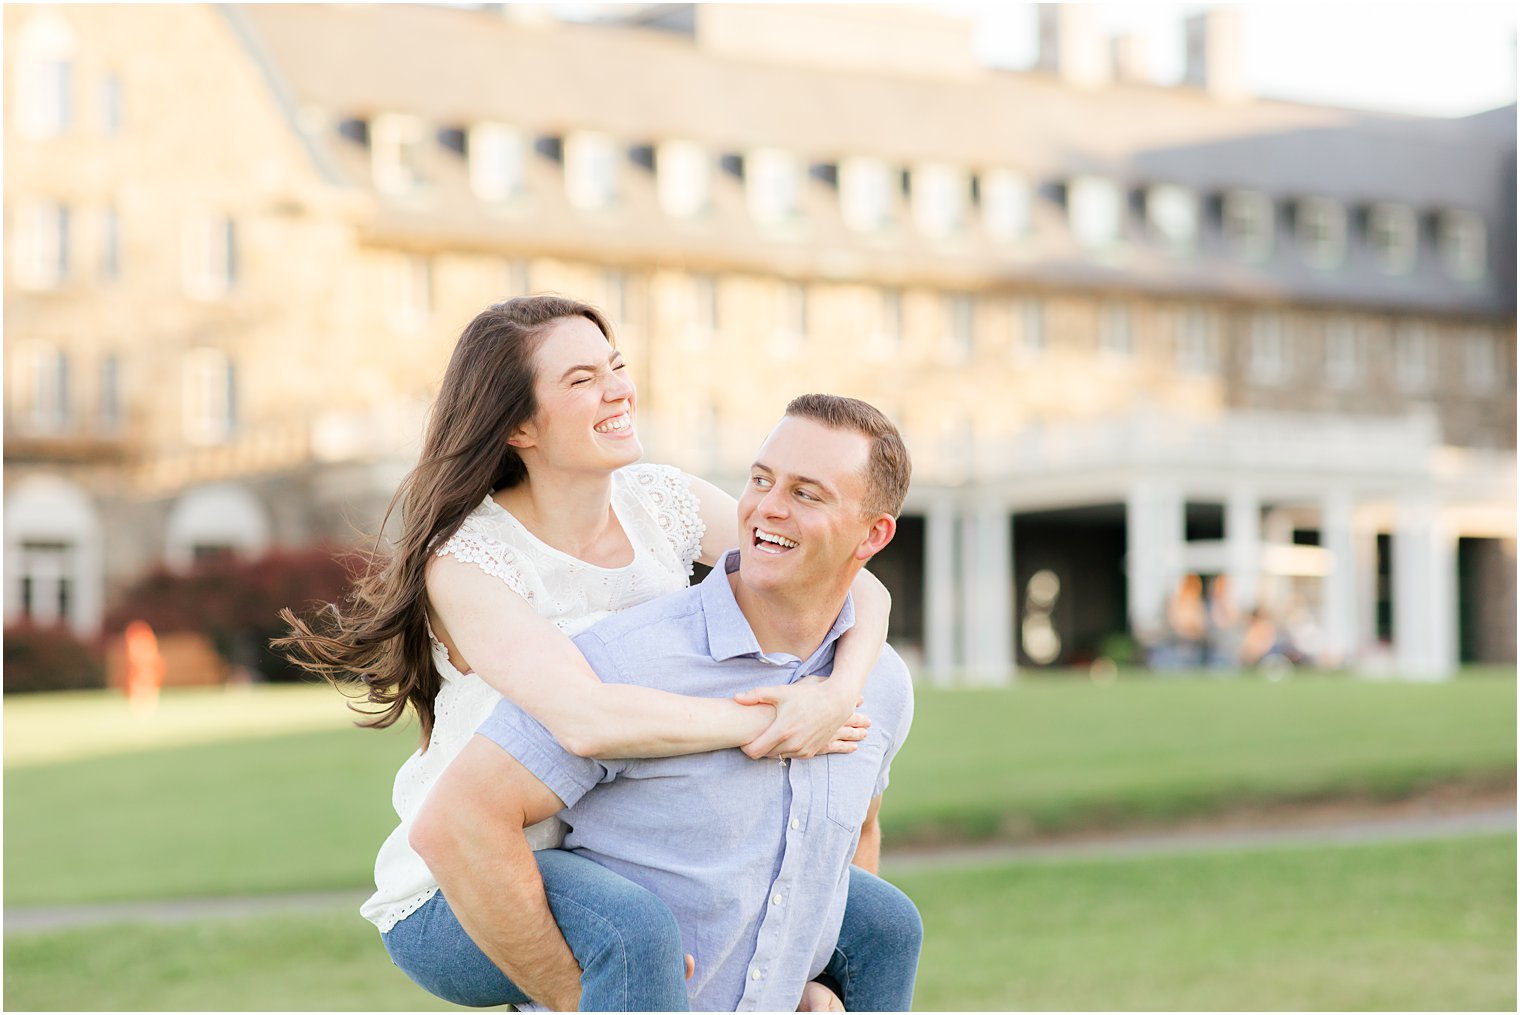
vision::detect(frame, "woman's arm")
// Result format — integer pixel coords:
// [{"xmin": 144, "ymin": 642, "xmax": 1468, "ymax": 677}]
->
[
  {"xmin": 687, "ymin": 475, "xmax": 890, "ymax": 759},
  {"xmin": 428, "ymin": 553, "xmax": 783, "ymax": 758}
]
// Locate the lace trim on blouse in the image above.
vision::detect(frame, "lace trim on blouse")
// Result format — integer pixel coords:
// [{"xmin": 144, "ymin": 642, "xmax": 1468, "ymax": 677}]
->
[{"xmin": 625, "ymin": 463, "xmax": 706, "ymax": 574}]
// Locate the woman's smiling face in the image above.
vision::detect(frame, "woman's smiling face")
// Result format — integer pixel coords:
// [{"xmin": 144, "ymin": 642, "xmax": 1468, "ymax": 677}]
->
[{"xmin": 512, "ymin": 314, "xmax": 642, "ymax": 475}]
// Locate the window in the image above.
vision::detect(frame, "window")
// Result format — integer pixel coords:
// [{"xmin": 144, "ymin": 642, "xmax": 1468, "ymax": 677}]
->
[
  {"xmin": 684, "ymin": 274, "xmax": 718, "ymax": 348},
  {"xmin": 504, "ymin": 258, "xmax": 530, "ymax": 297},
  {"xmin": 10, "ymin": 341, "xmax": 70, "ymax": 432},
  {"xmin": 1324, "ymin": 316, "xmax": 1364, "ymax": 389},
  {"xmin": 866, "ymin": 288, "xmax": 902, "ymax": 361},
  {"xmin": 18, "ymin": 540, "xmax": 74, "ymax": 626},
  {"xmin": 657, "ymin": 140, "xmax": 711, "ymax": 219},
  {"xmin": 747, "ymin": 147, "xmax": 801, "ymax": 226},
  {"xmin": 1223, "ymin": 190, "xmax": 1273, "ymax": 262},
  {"xmin": 182, "ymin": 213, "xmax": 236, "ymax": 300},
  {"xmin": 100, "ymin": 72, "xmax": 122, "ymax": 135},
  {"xmin": 99, "ymin": 353, "xmax": 122, "ymax": 432},
  {"xmin": 1098, "ymin": 302, "xmax": 1132, "ymax": 358},
  {"xmin": 771, "ymin": 281, "xmax": 806, "ymax": 356},
  {"xmin": 1439, "ymin": 210, "xmax": 1486, "ymax": 280},
  {"xmin": 468, "ymin": 122, "xmax": 525, "ymax": 203},
  {"xmin": 1249, "ymin": 312, "xmax": 1288, "ymax": 385},
  {"xmin": 943, "ymin": 293, "xmax": 974, "ymax": 361},
  {"xmin": 371, "ymin": 114, "xmax": 428, "ymax": 194},
  {"xmin": 1296, "ymin": 197, "xmax": 1346, "ymax": 269},
  {"xmin": 1016, "ymin": 298, "xmax": 1045, "ymax": 358},
  {"xmin": 563, "ymin": 131, "xmax": 619, "ymax": 212},
  {"xmin": 14, "ymin": 12, "xmax": 74, "ymax": 139},
  {"xmin": 1175, "ymin": 306, "xmax": 1217, "ymax": 375},
  {"xmin": 1368, "ymin": 203, "xmax": 1416, "ymax": 274},
  {"xmin": 1393, "ymin": 321, "xmax": 1433, "ymax": 392},
  {"xmin": 602, "ymin": 268, "xmax": 627, "ymax": 328},
  {"xmin": 839, "ymin": 157, "xmax": 894, "ymax": 233},
  {"xmin": 100, "ymin": 207, "xmax": 120, "ymax": 281},
  {"xmin": 11, "ymin": 199, "xmax": 70, "ymax": 289},
  {"xmin": 912, "ymin": 163, "xmax": 968, "ymax": 238},
  {"xmin": 182, "ymin": 348, "xmax": 236, "ymax": 445},
  {"xmin": 389, "ymin": 254, "xmax": 432, "ymax": 331},
  {"xmin": 1068, "ymin": 176, "xmax": 1122, "ymax": 250},
  {"xmin": 981, "ymin": 170, "xmax": 1031, "ymax": 243},
  {"xmin": 1464, "ymin": 328, "xmax": 1499, "ymax": 394},
  {"xmin": 1147, "ymin": 184, "xmax": 1198, "ymax": 256}
]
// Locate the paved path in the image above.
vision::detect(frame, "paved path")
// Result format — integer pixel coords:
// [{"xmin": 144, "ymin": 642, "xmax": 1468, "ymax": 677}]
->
[{"xmin": 7, "ymin": 806, "xmax": 1513, "ymax": 933}]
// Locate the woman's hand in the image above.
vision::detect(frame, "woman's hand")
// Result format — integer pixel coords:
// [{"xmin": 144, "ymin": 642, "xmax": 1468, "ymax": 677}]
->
[
  {"xmin": 735, "ymin": 675, "xmax": 870, "ymax": 760},
  {"xmin": 797, "ymin": 980, "xmax": 845, "ymax": 1012}
]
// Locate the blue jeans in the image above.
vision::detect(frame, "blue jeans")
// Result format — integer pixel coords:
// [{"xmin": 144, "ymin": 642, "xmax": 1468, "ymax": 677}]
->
[
  {"xmin": 384, "ymin": 849, "xmax": 690, "ymax": 1010},
  {"xmin": 823, "ymin": 866, "xmax": 923, "ymax": 1011},
  {"xmin": 383, "ymin": 850, "xmax": 922, "ymax": 1011}
]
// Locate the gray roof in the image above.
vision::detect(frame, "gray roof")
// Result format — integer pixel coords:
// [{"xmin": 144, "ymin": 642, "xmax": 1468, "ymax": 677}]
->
[{"xmin": 227, "ymin": 3, "xmax": 1516, "ymax": 315}]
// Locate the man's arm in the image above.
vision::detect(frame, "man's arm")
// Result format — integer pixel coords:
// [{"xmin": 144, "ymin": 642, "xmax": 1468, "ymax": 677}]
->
[
  {"xmin": 850, "ymin": 796, "xmax": 885, "ymax": 875},
  {"xmin": 409, "ymin": 736, "xmax": 582, "ymax": 1011}
]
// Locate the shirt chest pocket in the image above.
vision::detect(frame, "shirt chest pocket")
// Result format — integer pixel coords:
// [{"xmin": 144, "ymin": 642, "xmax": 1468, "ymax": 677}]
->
[{"xmin": 823, "ymin": 749, "xmax": 881, "ymax": 831}]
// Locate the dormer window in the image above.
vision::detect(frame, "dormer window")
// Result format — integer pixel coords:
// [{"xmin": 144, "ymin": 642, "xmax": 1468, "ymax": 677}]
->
[
  {"xmin": 371, "ymin": 114, "xmax": 428, "ymax": 194},
  {"xmin": 1222, "ymin": 190, "xmax": 1273, "ymax": 262},
  {"xmin": 1368, "ymin": 203, "xmax": 1416, "ymax": 274},
  {"xmin": 1068, "ymin": 175, "xmax": 1122, "ymax": 250},
  {"xmin": 468, "ymin": 122, "xmax": 525, "ymax": 203},
  {"xmin": 657, "ymin": 140, "xmax": 711, "ymax": 219},
  {"xmin": 1297, "ymin": 197, "xmax": 1346, "ymax": 270},
  {"xmin": 1147, "ymin": 184, "xmax": 1198, "ymax": 257},
  {"xmin": 565, "ymin": 131, "xmax": 620, "ymax": 212},
  {"xmin": 839, "ymin": 156, "xmax": 894, "ymax": 233},
  {"xmin": 1438, "ymin": 210, "xmax": 1486, "ymax": 281},
  {"xmin": 980, "ymin": 170, "xmax": 1030, "ymax": 243},
  {"xmin": 912, "ymin": 162, "xmax": 967, "ymax": 238},
  {"xmin": 747, "ymin": 147, "xmax": 801, "ymax": 226},
  {"xmin": 14, "ymin": 11, "xmax": 74, "ymax": 139}
]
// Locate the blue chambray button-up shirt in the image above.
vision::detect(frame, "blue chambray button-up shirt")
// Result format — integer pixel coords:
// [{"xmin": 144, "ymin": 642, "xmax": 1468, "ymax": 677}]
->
[{"xmin": 477, "ymin": 550, "xmax": 914, "ymax": 1012}]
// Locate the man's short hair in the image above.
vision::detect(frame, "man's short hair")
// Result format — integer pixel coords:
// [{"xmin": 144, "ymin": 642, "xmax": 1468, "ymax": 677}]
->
[{"xmin": 784, "ymin": 394, "xmax": 912, "ymax": 518}]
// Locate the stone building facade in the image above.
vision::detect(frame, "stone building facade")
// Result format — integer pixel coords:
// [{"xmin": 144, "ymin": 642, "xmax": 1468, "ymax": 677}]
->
[{"xmin": 4, "ymin": 3, "xmax": 1514, "ymax": 678}]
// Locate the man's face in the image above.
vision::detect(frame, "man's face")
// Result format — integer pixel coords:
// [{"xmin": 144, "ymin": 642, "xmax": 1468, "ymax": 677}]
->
[{"xmin": 736, "ymin": 415, "xmax": 880, "ymax": 598}]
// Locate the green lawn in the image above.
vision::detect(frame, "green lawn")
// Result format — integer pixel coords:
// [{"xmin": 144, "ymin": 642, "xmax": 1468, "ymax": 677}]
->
[
  {"xmin": 4, "ymin": 674, "xmax": 1514, "ymax": 905},
  {"xmin": 5, "ymin": 834, "xmax": 1513, "ymax": 1011}
]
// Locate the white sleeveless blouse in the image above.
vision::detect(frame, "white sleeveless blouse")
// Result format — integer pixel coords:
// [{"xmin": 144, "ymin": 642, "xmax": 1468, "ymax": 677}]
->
[{"xmin": 361, "ymin": 464, "xmax": 707, "ymax": 932}]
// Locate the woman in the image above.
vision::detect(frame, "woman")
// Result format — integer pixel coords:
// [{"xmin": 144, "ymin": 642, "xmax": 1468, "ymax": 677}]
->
[{"xmin": 279, "ymin": 296, "xmax": 920, "ymax": 1011}]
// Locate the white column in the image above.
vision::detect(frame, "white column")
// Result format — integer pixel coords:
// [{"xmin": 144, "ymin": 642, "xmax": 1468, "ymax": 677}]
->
[
  {"xmin": 1126, "ymin": 479, "xmax": 1185, "ymax": 642},
  {"xmin": 1225, "ymin": 484, "xmax": 1261, "ymax": 613},
  {"xmin": 1393, "ymin": 497, "xmax": 1458, "ymax": 680},
  {"xmin": 923, "ymin": 496, "xmax": 958, "ymax": 684},
  {"xmin": 1320, "ymin": 488, "xmax": 1357, "ymax": 667},
  {"xmin": 1353, "ymin": 520, "xmax": 1381, "ymax": 665},
  {"xmin": 960, "ymin": 499, "xmax": 1014, "ymax": 685}
]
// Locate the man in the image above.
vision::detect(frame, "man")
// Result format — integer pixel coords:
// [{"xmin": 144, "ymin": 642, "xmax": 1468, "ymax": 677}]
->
[{"xmin": 414, "ymin": 394, "xmax": 918, "ymax": 1011}]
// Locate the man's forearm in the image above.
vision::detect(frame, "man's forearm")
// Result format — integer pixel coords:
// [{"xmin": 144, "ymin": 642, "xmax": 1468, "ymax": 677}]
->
[
  {"xmin": 427, "ymin": 817, "xmax": 583, "ymax": 1010},
  {"xmin": 851, "ymin": 817, "xmax": 882, "ymax": 874}
]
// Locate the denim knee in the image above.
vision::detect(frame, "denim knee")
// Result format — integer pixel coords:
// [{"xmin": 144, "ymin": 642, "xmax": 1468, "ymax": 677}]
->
[{"xmin": 880, "ymin": 881, "xmax": 924, "ymax": 957}]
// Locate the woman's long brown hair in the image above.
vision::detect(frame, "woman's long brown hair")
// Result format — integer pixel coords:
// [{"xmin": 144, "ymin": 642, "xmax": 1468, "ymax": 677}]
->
[{"xmin": 274, "ymin": 295, "xmax": 615, "ymax": 748}]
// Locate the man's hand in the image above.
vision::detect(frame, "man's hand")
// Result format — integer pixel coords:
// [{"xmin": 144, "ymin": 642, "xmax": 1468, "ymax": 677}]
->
[{"xmin": 798, "ymin": 980, "xmax": 846, "ymax": 1011}]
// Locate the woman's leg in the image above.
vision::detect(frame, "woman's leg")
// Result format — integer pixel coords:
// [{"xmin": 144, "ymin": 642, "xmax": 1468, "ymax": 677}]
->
[
  {"xmin": 383, "ymin": 848, "xmax": 691, "ymax": 1011},
  {"xmin": 819, "ymin": 865, "xmax": 923, "ymax": 1011}
]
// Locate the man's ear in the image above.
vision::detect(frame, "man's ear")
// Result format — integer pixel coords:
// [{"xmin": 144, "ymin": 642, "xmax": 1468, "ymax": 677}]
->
[{"xmin": 853, "ymin": 514, "xmax": 897, "ymax": 562}]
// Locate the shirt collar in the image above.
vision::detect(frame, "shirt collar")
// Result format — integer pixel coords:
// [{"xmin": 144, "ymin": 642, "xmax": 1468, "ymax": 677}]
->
[{"xmin": 699, "ymin": 549, "xmax": 856, "ymax": 668}]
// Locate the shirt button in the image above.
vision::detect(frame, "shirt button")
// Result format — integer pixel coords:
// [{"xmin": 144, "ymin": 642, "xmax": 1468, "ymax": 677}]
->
[
  {"xmin": 771, "ymin": 893, "xmax": 783, "ymax": 905},
  {"xmin": 751, "ymin": 969, "xmax": 762, "ymax": 981},
  {"xmin": 790, "ymin": 818, "xmax": 800, "ymax": 830}
]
